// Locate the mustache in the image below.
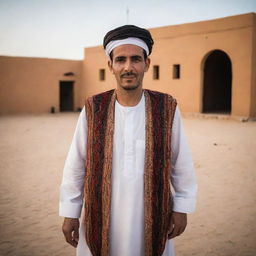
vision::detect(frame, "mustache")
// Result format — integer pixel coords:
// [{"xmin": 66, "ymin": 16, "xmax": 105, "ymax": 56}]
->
[{"xmin": 121, "ymin": 72, "xmax": 136, "ymax": 78}]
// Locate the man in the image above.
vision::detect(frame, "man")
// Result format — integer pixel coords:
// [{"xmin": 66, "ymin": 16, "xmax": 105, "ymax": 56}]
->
[{"xmin": 59, "ymin": 25, "xmax": 197, "ymax": 256}]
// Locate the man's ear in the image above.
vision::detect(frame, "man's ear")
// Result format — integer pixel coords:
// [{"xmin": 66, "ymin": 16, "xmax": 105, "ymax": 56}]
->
[
  {"xmin": 108, "ymin": 60, "xmax": 113, "ymax": 73},
  {"xmin": 145, "ymin": 57, "xmax": 151, "ymax": 72}
]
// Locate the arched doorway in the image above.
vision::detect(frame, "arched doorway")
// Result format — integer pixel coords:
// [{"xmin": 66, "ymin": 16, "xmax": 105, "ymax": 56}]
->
[{"xmin": 202, "ymin": 50, "xmax": 232, "ymax": 114}]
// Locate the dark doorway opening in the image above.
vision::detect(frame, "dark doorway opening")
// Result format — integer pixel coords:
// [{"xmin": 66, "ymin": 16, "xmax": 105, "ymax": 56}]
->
[
  {"xmin": 59, "ymin": 81, "xmax": 74, "ymax": 111},
  {"xmin": 203, "ymin": 50, "xmax": 232, "ymax": 114}
]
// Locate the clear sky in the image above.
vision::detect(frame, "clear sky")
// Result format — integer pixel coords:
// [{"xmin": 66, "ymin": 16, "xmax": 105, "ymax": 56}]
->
[{"xmin": 0, "ymin": 0, "xmax": 255, "ymax": 60}]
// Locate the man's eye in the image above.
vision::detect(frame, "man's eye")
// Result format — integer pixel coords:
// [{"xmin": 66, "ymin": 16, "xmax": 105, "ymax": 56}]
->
[
  {"xmin": 115, "ymin": 58, "xmax": 125, "ymax": 62},
  {"xmin": 132, "ymin": 57, "xmax": 142, "ymax": 62}
]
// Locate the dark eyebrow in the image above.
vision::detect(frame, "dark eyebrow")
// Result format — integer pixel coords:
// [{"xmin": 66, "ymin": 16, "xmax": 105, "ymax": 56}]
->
[
  {"xmin": 114, "ymin": 56, "xmax": 126, "ymax": 62},
  {"xmin": 131, "ymin": 55, "xmax": 143, "ymax": 61},
  {"xmin": 114, "ymin": 55, "xmax": 143, "ymax": 62}
]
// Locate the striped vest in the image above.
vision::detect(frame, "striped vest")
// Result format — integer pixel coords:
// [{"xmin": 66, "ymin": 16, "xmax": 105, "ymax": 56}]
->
[{"xmin": 84, "ymin": 89, "xmax": 177, "ymax": 256}]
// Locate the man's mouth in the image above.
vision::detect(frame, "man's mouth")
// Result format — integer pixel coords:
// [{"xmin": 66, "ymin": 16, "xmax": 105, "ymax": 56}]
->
[
  {"xmin": 122, "ymin": 76, "xmax": 135, "ymax": 79},
  {"xmin": 121, "ymin": 73, "xmax": 136, "ymax": 79}
]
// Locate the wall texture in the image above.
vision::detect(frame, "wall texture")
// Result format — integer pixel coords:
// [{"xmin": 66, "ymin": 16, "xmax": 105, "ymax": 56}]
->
[
  {"xmin": 1, "ymin": 13, "xmax": 255, "ymax": 118},
  {"xmin": 0, "ymin": 57, "xmax": 82, "ymax": 114},
  {"xmin": 82, "ymin": 13, "xmax": 256, "ymax": 118},
  {"xmin": 250, "ymin": 14, "xmax": 256, "ymax": 117}
]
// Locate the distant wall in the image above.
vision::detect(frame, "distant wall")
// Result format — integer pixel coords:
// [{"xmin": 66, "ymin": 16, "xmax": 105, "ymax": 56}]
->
[
  {"xmin": 1, "ymin": 13, "xmax": 255, "ymax": 118},
  {"xmin": 81, "ymin": 13, "xmax": 256, "ymax": 118},
  {"xmin": 148, "ymin": 13, "xmax": 255, "ymax": 117},
  {"xmin": 80, "ymin": 47, "xmax": 115, "ymax": 107},
  {"xmin": 0, "ymin": 56, "xmax": 82, "ymax": 114},
  {"xmin": 250, "ymin": 14, "xmax": 256, "ymax": 118}
]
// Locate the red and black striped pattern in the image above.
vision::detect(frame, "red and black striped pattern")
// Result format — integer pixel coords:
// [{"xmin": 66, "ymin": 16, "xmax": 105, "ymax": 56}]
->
[{"xmin": 84, "ymin": 89, "xmax": 177, "ymax": 256}]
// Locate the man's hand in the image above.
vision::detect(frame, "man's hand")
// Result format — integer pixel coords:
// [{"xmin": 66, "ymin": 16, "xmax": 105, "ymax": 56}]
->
[
  {"xmin": 168, "ymin": 212, "xmax": 187, "ymax": 239},
  {"xmin": 62, "ymin": 217, "xmax": 80, "ymax": 248}
]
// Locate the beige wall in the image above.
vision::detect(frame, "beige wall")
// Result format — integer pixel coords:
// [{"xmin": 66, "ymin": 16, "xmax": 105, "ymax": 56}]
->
[
  {"xmin": 0, "ymin": 56, "xmax": 82, "ymax": 114},
  {"xmin": 82, "ymin": 13, "xmax": 256, "ymax": 118},
  {"xmin": 1, "ymin": 13, "xmax": 255, "ymax": 118},
  {"xmin": 149, "ymin": 13, "xmax": 254, "ymax": 116},
  {"xmin": 79, "ymin": 47, "xmax": 116, "ymax": 107},
  {"xmin": 250, "ymin": 14, "xmax": 256, "ymax": 117}
]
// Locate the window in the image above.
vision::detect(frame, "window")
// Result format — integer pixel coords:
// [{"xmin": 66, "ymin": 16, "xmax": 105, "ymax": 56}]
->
[
  {"xmin": 63, "ymin": 72, "xmax": 75, "ymax": 76},
  {"xmin": 99, "ymin": 69, "xmax": 105, "ymax": 81},
  {"xmin": 173, "ymin": 64, "xmax": 180, "ymax": 79},
  {"xmin": 153, "ymin": 65, "xmax": 159, "ymax": 80}
]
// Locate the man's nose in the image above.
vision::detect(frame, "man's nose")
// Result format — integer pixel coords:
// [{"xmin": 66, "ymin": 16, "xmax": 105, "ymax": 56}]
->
[{"xmin": 124, "ymin": 60, "xmax": 133, "ymax": 72}]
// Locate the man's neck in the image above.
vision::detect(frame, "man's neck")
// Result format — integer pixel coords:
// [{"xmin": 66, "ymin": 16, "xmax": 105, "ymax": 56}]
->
[{"xmin": 116, "ymin": 87, "xmax": 143, "ymax": 107}]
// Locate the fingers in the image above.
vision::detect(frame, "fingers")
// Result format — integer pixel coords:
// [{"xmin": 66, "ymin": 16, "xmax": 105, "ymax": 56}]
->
[
  {"xmin": 168, "ymin": 217, "xmax": 174, "ymax": 237},
  {"xmin": 168, "ymin": 212, "xmax": 187, "ymax": 239},
  {"xmin": 63, "ymin": 228, "xmax": 78, "ymax": 247},
  {"xmin": 168, "ymin": 224, "xmax": 185, "ymax": 239},
  {"xmin": 73, "ymin": 224, "xmax": 79, "ymax": 244},
  {"xmin": 62, "ymin": 218, "xmax": 79, "ymax": 248}
]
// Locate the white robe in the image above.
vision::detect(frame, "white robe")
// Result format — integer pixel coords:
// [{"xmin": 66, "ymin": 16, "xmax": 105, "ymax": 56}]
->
[{"xmin": 59, "ymin": 93, "xmax": 197, "ymax": 256}]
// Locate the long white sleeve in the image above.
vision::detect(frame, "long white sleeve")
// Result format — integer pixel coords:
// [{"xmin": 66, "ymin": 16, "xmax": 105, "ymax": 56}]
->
[
  {"xmin": 59, "ymin": 107, "xmax": 87, "ymax": 218},
  {"xmin": 171, "ymin": 106, "xmax": 197, "ymax": 213},
  {"xmin": 59, "ymin": 104, "xmax": 197, "ymax": 218}
]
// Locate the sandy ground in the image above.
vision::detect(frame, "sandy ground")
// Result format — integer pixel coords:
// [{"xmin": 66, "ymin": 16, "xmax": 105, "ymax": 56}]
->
[{"xmin": 0, "ymin": 112, "xmax": 255, "ymax": 256}]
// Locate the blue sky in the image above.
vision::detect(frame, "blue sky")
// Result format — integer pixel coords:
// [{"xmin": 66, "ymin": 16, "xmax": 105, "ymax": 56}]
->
[{"xmin": 0, "ymin": 0, "xmax": 255, "ymax": 59}]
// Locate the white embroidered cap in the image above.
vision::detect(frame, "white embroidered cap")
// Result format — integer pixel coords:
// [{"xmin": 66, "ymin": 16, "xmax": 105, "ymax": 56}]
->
[{"xmin": 105, "ymin": 37, "xmax": 149, "ymax": 58}]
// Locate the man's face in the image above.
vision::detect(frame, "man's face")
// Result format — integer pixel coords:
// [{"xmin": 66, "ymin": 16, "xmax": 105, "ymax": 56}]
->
[{"xmin": 108, "ymin": 44, "xmax": 150, "ymax": 91}]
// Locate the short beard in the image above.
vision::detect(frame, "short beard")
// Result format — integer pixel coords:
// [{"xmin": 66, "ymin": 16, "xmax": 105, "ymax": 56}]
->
[
  {"xmin": 120, "ymin": 72, "xmax": 140, "ymax": 91},
  {"xmin": 122, "ymin": 84, "xmax": 139, "ymax": 91}
]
